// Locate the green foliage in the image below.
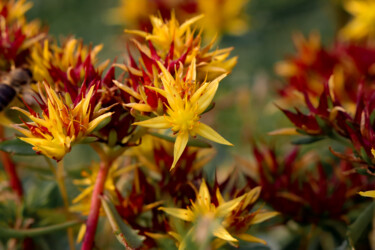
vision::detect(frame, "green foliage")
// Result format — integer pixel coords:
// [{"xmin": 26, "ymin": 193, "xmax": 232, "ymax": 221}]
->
[
  {"xmin": 348, "ymin": 202, "xmax": 375, "ymax": 247},
  {"xmin": 0, "ymin": 220, "xmax": 81, "ymax": 239},
  {"xmin": 0, "ymin": 139, "xmax": 36, "ymax": 156},
  {"xmin": 291, "ymin": 136, "xmax": 325, "ymax": 145},
  {"xmin": 101, "ymin": 195, "xmax": 145, "ymax": 249}
]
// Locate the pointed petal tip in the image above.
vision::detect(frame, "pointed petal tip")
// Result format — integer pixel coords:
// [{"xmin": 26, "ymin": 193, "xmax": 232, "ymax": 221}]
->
[
  {"xmin": 169, "ymin": 162, "xmax": 177, "ymax": 171},
  {"xmin": 359, "ymin": 190, "xmax": 375, "ymax": 198}
]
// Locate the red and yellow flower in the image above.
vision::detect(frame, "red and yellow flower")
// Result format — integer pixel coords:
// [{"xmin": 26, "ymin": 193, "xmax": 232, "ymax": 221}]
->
[
  {"xmin": 130, "ymin": 60, "xmax": 232, "ymax": 170},
  {"xmin": 13, "ymin": 83, "xmax": 112, "ymax": 160},
  {"xmin": 160, "ymin": 180, "xmax": 278, "ymax": 249}
]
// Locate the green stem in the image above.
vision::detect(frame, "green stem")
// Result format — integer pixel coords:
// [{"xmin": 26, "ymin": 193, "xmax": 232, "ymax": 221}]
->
[
  {"xmin": 56, "ymin": 160, "xmax": 76, "ymax": 250},
  {"xmin": 0, "ymin": 221, "xmax": 81, "ymax": 238}
]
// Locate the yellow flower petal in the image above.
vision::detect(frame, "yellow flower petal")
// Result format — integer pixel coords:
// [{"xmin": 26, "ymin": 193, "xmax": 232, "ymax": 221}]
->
[
  {"xmin": 179, "ymin": 14, "xmax": 204, "ymax": 34},
  {"xmin": 171, "ymin": 132, "xmax": 189, "ymax": 170},
  {"xmin": 216, "ymin": 195, "xmax": 244, "ymax": 217},
  {"xmin": 236, "ymin": 233, "xmax": 266, "ymax": 244},
  {"xmin": 242, "ymin": 186, "xmax": 262, "ymax": 206},
  {"xmin": 76, "ymin": 224, "xmax": 87, "ymax": 243},
  {"xmin": 87, "ymin": 112, "xmax": 113, "ymax": 134},
  {"xmin": 186, "ymin": 58, "xmax": 197, "ymax": 83},
  {"xmin": 251, "ymin": 211, "xmax": 279, "ymax": 224},
  {"xmin": 159, "ymin": 207, "xmax": 194, "ymax": 222},
  {"xmin": 113, "ymin": 80, "xmax": 142, "ymax": 99},
  {"xmin": 359, "ymin": 190, "xmax": 375, "ymax": 198},
  {"xmin": 133, "ymin": 116, "xmax": 170, "ymax": 129},
  {"xmin": 72, "ymin": 186, "xmax": 94, "ymax": 204},
  {"xmin": 268, "ymin": 128, "xmax": 299, "ymax": 136},
  {"xmin": 195, "ymin": 75, "xmax": 226, "ymax": 114},
  {"xmin": 124, "ymin": 103, "xmax": 154, "ymax": 112},
  {"xmin": 212, "ymin": 225, "xmax": 238, "ymax": 243},
  {"xmin": 197, "ymin": 179, "xmax": 211, "ymax": 207},
  {"xmin": 156, "ymin": 61, "xmax": 175, "ymax": 84},
  {"xmin": 195, "ymin": 122, "xmax": 232, "ymax": 146}
]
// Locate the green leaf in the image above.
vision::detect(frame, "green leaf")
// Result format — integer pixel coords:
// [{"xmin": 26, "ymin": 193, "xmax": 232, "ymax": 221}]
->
[
  {"xmin": 348, "ymin": 201, "xmax": 375, "ymax": 247},
  {"xmin": 101, "ymin": 195, "xmax": 145, "ymax": 249},
  {"xmin": 360, "ymin": 147, "xmax": 372, "ymax": 165},
  {"xmin": 0, "ymin": 220, "xmax": 80, "ymax": 238},
  {"xmin": 316, "ymin": 116, "xmax": 328, "ymax": 133},
  {"xmin": 201, "ymin": 103, "xmax": 215, "ymax": 115},
  {"xmin": 291, "ymin": 136, "xmax": 324, "ymax": 145},
  {"xmin": 79, "ymin": 136, "xmax": 98, "ymax": 144},
  {"xmin": 295, "ymin": 129, "xmax": 310, "ymax": 135},
  {"xmin": 150, "ymin": 132, "xmax": 211, "ymax": 148},
  {"xmin": 92, "ymin": 115, "xmax": 112, "ymax": 131},
  {"xmin": 0, "ymin": 139, "xmax": 36, "ymax": 155}
]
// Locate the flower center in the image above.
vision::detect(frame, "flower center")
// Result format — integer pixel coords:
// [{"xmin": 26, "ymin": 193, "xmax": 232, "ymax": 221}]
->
[{"xmin": 168, "ymin": 105, "xmax": 200, "ymax": 133}]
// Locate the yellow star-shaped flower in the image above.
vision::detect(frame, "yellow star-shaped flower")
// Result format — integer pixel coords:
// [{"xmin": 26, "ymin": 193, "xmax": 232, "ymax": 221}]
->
[
  {"xmin": 160, "ymin": 180, "xmax": 278, "ymax": 249},
  {"xmin": 133, "ymin": 59, "xmax": 232, "ymax": 170}
]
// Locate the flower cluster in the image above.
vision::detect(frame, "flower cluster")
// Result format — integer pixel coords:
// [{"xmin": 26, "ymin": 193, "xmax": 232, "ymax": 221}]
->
[
  {"xmin": 69, "ymin": 134, "xmax": 276, "ymax": 249},
  {"xmin": 160, "ymin": 180, "xmax": 278, "ymax": 249},
  {"xmin": 262, "ymin": 3, "xmax": 375, "ymax": 247},
  {"xmin": 6, "ymin": 1, "xmax": 375, "ymax": 250},
  {"xmin": 0, "ymin": 6, "xmax": 249, "ymax": 248},
  {"xmin": 0, "ymin": 0, "xmax": 45, "ymax": 69},
  {"xmin": 13, "ymin": 83, "xmax": 112, "ymax": 160},
  {"xmin": 275, "ymin": 32, "xmax": 374, "ymax": 113},
  {"xmin": 28, "ymin": 38, "xmax": 107, "ymax": 90},
  {"xmin": 116, "ymin": 15, "xmax": 236, "ymax": 170},
  {"xmin": 245, "ymin": 145, "xmax": 372, "ymax": 224},
  {"xmin": 275, "ymin": 31, "xmax": 375, "ymax": 168}
]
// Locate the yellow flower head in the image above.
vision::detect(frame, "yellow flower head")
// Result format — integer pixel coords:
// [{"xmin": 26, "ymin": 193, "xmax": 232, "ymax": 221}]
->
[
  {"xmin": 340, "ymin": 0, "xmax": 375, "ymax": 41},
  {"xmin": 126, "ymin": 13, "xmax": 203, "ymax": 58},
  {"xmin": 28, "ymin": 38, "xmax": 106, "ymax": 87},
  {"xmin": 124, "ymin": 13, "xmax": 237, "ymax": 81},
  {"xmin": 132, "ymin": 59, "xmax": 232, "ymax": 170},
  {"xmin": 0, "ymin": 0, "xmax": 32, "ymax": 24},
  {"xmin": 160, "ymin": 180, "xmax": 278, "ymax": 249},
  {"xmin": 0, "ymin": 0, "xmax": 45, "ymax": 68},
  {"xmin": 12, "ymin": 83, "xmax": 112, "ymax": 161}
]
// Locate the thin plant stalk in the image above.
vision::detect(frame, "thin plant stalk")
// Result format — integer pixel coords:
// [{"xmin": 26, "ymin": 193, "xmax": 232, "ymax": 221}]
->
[
  {"xmin": 81, "ymin": 159, "xmax": 111, "ymax": 250},
  {"xmin": 56, "ymin": 160, "xmax": 76, "ymax": 250},
  {"xmin": 0, "ymin": 125, "xmax": 23, "ymax": 199},
  {"xmin": 82, "ymin": 144, "xmax": 127, "ymax": 249}
]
